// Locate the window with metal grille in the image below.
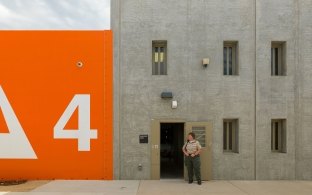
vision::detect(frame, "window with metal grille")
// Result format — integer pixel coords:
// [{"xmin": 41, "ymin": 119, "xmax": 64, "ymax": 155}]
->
[
  {"xmin": 152, "ymin": 41, "xmax": 167, "ymax": 75},
  {"xmin": 223, "ymin": 119, "xmax": 239, "ymax": 153},
  {"xmin": 271, "ymin": 42, "xmax": 286, "ymax": 76},
  {"xmin": 223, "ymin": 41, "xmax": 238, "ymax": 75},
  {"xmin": 271, "ymin": 119, "xmax": 287, "ymax": 153},
  {"xmin": 192, "ymin": 126, "xmax": 206, "ymax": 147}
]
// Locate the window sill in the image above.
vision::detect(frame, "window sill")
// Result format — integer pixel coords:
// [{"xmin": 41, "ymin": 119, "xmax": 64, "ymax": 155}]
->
[
  {"xmin": 271, "ymin": 151, "xmax": 287, "ymax": 154},
  {"xmin": 223, "ymin": 151, "xmax": 239, "ymax": 154}
]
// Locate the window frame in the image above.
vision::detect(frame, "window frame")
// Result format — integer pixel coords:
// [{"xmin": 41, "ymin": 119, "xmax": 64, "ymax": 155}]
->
[
  {"xmin": 223, "ymin": 119, "xmax": 239, "ymax": 153},
  {"xmin": 223, "ymin": 41, "xmax": 239, "ymax": 76},
  {"xmin": 152, "ymin": 40, "xmax": 167, "ymax": 75},
  {"xmin": 271, "ymin": 119, "xmax": 287, "ymax": 153},
  {"xmin": 271, "ymin": 41, "xmax": 287, "ymax": 76}
]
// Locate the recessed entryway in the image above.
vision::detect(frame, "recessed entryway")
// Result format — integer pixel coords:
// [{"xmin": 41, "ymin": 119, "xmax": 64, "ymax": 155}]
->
[
  {"xmin": 151, "ymin": 120, "xmax": 212, "ymax": 180},
  {"xmin": 160, "ymin": 123, "xmax": 184, "ymax": 179}
]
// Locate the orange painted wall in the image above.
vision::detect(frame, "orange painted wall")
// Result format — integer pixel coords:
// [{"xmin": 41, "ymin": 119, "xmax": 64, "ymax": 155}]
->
[{"xmin": 0, "ymin": 31, "xmax": 113, "ymax": 180}]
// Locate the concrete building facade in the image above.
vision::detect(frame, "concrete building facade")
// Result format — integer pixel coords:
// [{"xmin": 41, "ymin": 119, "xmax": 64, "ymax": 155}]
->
[{"xmin": 111, "ymin": 0, "xmax": 312, "ymax": 180}]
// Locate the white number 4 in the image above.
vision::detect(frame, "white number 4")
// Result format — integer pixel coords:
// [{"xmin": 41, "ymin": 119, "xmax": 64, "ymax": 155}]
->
[{"xmin": 54, "ymin": 95, "xmax": 97, "ymax": 151}]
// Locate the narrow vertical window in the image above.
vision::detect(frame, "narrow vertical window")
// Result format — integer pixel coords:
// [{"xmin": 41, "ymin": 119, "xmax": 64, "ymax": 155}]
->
[
  {"xmin": 223, "ymin": 119, "xmax": 239, "ymax": 153},
  {"xmin": 271, "ymin": 42, "xmax": 286, "ymax": 76},
  {"xmin": 152, "ymin": 41, "xmax": 167, "ymax": 75},
  {"xmin": 223, "ymin": 41, "xmax": 238, "ymax": 75},
  {"xmin": 223, "ymin": 121, "xmax": 227, "ymax": 150},
  {"xmin": 229, "ymin": 47, "xmax": 233, "ymax": 75},
  {"xmin": 271, "ymin": 119, "xmax": 287, "ymax": 153},
  {"xmin": 223, "ymin": 47, "xmax": 227, "ymax": 75},
  {"xmin": 229, "ymin": 122, "xmax": 233, "ymax": 150}
]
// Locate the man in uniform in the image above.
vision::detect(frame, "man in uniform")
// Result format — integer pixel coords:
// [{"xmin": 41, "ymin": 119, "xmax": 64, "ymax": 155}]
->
[{"xmin": 182, "ymin": 132, "xmax": 202, "ymax": 185}]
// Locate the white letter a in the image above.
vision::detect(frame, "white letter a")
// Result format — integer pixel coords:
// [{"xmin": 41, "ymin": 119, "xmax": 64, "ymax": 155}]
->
[{"xmin": 0, "ymin": 86, "xmax": 37, "ymax": 159}]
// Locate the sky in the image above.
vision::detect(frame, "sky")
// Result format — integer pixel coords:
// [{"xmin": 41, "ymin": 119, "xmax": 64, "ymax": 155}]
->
[{"xmin": 0, "ymin": 0, "xmax": 110, "ymax": 29}]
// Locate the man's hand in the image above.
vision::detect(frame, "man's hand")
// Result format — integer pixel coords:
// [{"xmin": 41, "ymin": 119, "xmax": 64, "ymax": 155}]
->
[
  {"xmin": 191, "ymin": 154, "xmax": 195, "ymax": 157},
  {"xmin": 185, "ymin": 153, "xmax": 189, "ymax": 156}
]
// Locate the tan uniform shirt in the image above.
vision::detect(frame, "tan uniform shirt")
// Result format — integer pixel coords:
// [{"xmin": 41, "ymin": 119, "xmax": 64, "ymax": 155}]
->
[{"xmin": 183, "ymin": 140, "xmax": 201, "ymax": 154}]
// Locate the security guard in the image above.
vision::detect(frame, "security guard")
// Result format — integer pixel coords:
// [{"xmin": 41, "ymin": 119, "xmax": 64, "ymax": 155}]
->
[{"xmin": 182, "ymin": 132, "xmax": 202, "ymax": 185}]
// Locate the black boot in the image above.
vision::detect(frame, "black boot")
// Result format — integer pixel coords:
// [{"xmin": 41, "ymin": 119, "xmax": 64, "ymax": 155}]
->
[
  {"xmin": 197, "ymin": 180, "xmax": 201, "ymax": 185},
  {"xmin": 188, "ymin": 180, "xmax": 193, "ymax": 184}
]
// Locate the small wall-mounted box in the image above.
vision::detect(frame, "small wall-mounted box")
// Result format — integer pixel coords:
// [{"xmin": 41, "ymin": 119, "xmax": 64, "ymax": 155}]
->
[{"xmin": 202, "ymin": 58, "xmax": 210, "ymax": 67}]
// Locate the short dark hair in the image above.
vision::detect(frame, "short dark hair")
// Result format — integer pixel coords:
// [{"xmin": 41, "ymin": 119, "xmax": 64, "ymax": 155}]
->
[{"xmin": 188, "ymin": 132, "xmax": 195, "ymax": 139}]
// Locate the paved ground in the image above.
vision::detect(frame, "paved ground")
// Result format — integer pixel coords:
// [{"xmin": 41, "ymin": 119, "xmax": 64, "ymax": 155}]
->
[
  {"xmin": 1, "ymin": 180, "xmax": 312, "ymax": 195},
  {"xmin": 0, "ymin": 181, "xmax": 50, "ymax": 193}
]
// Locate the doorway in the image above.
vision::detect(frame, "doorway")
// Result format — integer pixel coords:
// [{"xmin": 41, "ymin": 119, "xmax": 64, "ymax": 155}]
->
[
  {"xmin": 151, "ymin": 120, "xmax": 212, "ymax": 180},
  {"xmin": 160, "ymin": 123, "xmax": 184, "ymax": 179}
]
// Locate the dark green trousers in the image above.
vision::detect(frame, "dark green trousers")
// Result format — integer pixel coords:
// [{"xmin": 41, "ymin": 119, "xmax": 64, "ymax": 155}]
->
[{"xmin": 185, "ymin": 155, "xmax": 201, "ymax": 181}]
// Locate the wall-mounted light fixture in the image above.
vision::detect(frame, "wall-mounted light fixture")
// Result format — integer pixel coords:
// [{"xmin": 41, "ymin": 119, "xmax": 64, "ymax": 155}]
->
[
  {"xmin": 172, "ymin": 100, "xmax": 178, "ymax": 109},
  {"xmin": 161, "ymin": 92, "xmax": 173, "ymax": 99},
  {"xmin": 202, "ymin": 58, "xmax": 210, "ymax": 68}
]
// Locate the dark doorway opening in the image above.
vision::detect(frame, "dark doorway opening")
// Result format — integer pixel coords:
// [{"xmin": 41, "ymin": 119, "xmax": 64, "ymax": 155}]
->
[{"xmin": 160, "ymin": 123, "xmax": 184, "ymax": 179}]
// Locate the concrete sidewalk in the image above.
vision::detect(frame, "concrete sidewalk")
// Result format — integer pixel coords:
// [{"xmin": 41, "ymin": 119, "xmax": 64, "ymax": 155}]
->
[{"xmin": 2, "ymin": 180, "xmax": 312, "ymax": 195}]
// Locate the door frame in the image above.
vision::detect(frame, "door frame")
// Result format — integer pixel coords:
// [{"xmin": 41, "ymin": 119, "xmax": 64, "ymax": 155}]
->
[
  {"xmin": 150, "ymin": 119, "xmax": 185, "ymax": 180},
  {"xmin": 151, "ymin": 119, "xmax": 213, "ymax": 180}
]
